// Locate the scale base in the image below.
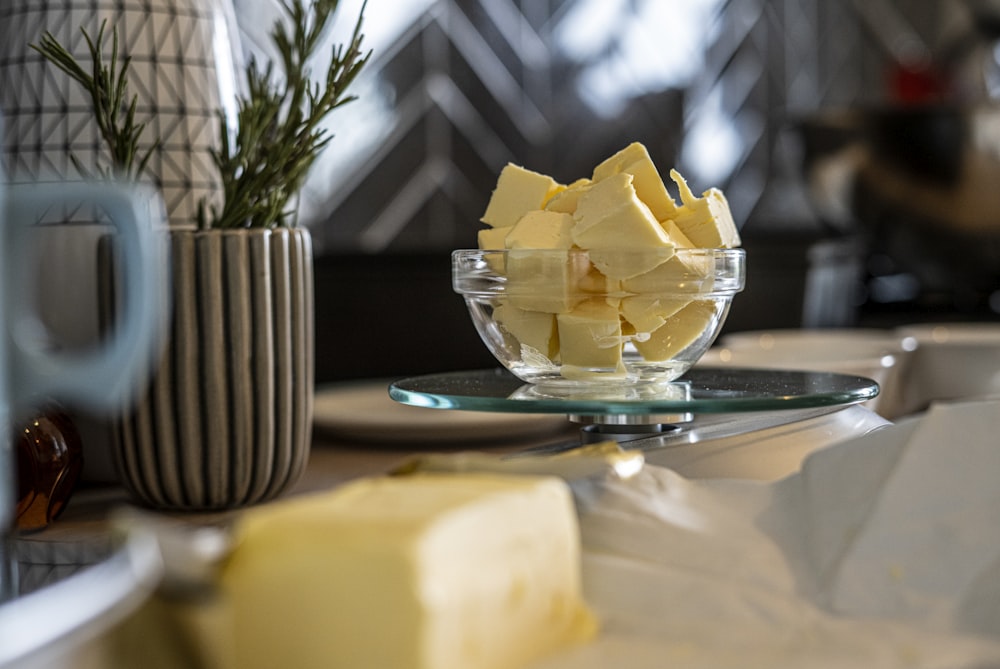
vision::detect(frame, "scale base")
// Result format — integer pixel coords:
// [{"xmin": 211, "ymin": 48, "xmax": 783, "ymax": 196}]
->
[{"xmin": 579, "ymin": 421, "xmax": 685, "ymax": 444}]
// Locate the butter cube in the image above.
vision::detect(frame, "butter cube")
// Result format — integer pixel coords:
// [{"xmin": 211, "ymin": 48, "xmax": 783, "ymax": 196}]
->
[
  {"xmin": 494, "ymin": 301, "xmax": 559, "ymax": 360},
  {"xmin": 506, "ymin": 248, "xmax": 590, "ymax": 314},
  {"xmin": 578, "ymin": 264, "xmax": 622, "ymax": 305},
  {"xmin": 592, "ymin": 142, "xmax": 679, "ymax": 221},
  {"xmin": 659, "ymin": 218, "xmax": 695, "ymax": 248},
  {"xmin": 481, "ymin": 164, "xmax": 563, "ymax": 228},
  {"xmin": 477, "ymin": 225, "xmax": 513, "ymax": 250},
  {"xmin": 632, "ymin": 299, "xmax": 719, "ymax": 361},
  {"xmin": 505, "ymin": 210, "xmax": 576, "ymax": 249},
  {"xmin": 571, "ymin": 173, "xmax": 676, "ymax": 280},
  {"xmin": 620, "ymin": 253, "xmax": 714, "ymax": 295},
  {"xmin": 222, "ymin": 473, "xmax": 596, "ymax": 669},
  {"xmin": 620, "ymin": 295, "xmax": 690, "ymax": 334},
  {"xmin": 544, "ymin": 179, "xmax": 592, "ymax": 214},
  {"xmin": 504, "ymin": 212, "xmax": 580, "ymax": 311},
  {"xmin": 617, "ymin": 215, "xmax": 700, "ymax": 333},
  {"xmin": 478, "ymin": 225, "xmax": 514, "ymax": 272},
  {"xmin": 668, "ymin": 169, "xmax": 741, "ymax": 248},
  {"xmin": 556, "ymin": 298, "xmax": 624, "ymax": 370}
]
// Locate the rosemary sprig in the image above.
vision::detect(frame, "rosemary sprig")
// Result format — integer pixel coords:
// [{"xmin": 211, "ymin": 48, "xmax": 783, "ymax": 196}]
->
[
  {"xmin": 32, "ymin": 0, "xmax": 369, "ymax": 230},
  {"xmin": 31, "ymin": 21, "xmax": 157, "ymax": 182},
  {"xmin": 200, "ymin": 0, "xmax": 371, "ymax": 229}
]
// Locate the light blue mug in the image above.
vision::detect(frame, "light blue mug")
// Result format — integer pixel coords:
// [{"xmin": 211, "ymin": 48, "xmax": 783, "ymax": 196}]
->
[{"xmin": 1, "ymin": 179, "xmax": 167, "ymax": 599}]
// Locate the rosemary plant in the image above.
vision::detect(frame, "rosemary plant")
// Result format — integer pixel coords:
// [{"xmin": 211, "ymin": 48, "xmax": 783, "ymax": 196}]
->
[
  {"xmin": 32, "ymin": 0, "xmax": 370, "ymax": 230},
  {"xmin": 32, "ymin": 21, "xmax": 157, "ymax": 181},
  {"xmin": 201, "ymin": 0, "xmax": 370, "ymax": 229}
]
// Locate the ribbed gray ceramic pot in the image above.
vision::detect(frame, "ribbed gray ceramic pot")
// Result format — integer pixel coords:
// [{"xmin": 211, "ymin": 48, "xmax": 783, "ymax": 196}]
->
[{"xmin": 110, "ymin": 227, "xmax": 314, "ymax": 510}]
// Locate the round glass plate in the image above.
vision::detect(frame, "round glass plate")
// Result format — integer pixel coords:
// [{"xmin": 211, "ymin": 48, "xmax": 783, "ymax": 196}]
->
[{"xmin": 389, "ymin": 367, "xmax": 879, "ymax": 416}]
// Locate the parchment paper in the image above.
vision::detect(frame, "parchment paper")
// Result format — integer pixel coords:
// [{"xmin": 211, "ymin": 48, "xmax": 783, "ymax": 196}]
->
[{"xmin": 538, "ymin": 397, "xmax": 1000, "ymax": 668}]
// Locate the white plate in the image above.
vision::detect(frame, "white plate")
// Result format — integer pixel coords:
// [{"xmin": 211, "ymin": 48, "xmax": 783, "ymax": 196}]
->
[
  {"xmin": 313, "ymin": 380, "xmax": 572, "ymax": 444},
  {"xmin": 895, "ymin": 322, "xmax": 1000, "ymax": 413},
  {"xmin": 701, "ymin": 328, "xmax": 916, "ymax": 419}
]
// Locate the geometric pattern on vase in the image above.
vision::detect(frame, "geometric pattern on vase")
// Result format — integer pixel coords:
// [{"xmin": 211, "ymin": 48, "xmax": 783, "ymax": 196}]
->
[
  {"xmin": 0, "ymin": 0, "xmax": 242, "ymax": 228},
  {"xmin": 104, "ymin": 228, "xmax": 314, "ymax": 510}
]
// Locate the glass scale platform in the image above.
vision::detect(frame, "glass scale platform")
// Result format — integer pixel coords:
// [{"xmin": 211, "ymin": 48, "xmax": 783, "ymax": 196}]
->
[{"xmin": 389, "ymin": 367, "xmax": 880, "ymax": 451}]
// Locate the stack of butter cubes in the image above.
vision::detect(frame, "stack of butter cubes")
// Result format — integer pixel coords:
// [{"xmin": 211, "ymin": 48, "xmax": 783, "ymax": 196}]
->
[{"xmin": 476, "ymin": 142, "xmax": 742, "ymax": 378}]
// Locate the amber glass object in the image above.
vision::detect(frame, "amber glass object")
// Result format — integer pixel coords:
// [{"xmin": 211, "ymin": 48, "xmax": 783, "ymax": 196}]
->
[{"xmin": 14, "ymin": 406, "xmax": 83, "ymax": 532}]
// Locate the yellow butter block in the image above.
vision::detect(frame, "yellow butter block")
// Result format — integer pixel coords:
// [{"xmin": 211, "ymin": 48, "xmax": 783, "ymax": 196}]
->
[
  {"xmin": 481, "ymin": 163, "xmax": 563, "ymax": 228},
  {"xmin": 544, "ymin": 178, "xmax": 592, "ymax": 214},
  {"xmin": 659, "ymin": 218, "xmax": 694, "ymax": 248},
  {"xmin": 491, "ymin": 211, "xmax": 579, "ymax": 307},
  {"xmin": 668, "ymin": 169, "xmax": 741, "ymax": 249},
  {"xmin": 620, "ymin": 253, "xmax": 715, "ymax": 295},
  {"xmin": 478, "ymin": 224, "xmax": 513, "ymax": 250},
  {"xmin": 571, "ymin": 173, "xmax": 675, "ymax": 280},
  {"xmin": 592, "ymin": 142, "xmax": 679, "ymax": 221},
  {"xmin": 505, "ymin": 248, "xmax": 590, "ymax": 314},
  {"xmin": 494, "ymin": 301, "xmax": 559, "ymax": 360},
  {"xmin": 556, "ymin": 298, "xmax": 624, "ymax": 370},
  {"xmin": 221, "ymin": 474, "xmax": 597, "ymax": 669},
  {"xmin": 655, "ymin": 219, "xmax": 715, "ymax": 277},
  {"xmin": 478, "ymin": 225, "xmax": 514, "ymax": 272},
  {"xmin": 632, "ymin": 299, "xmax": 718, "ymax": 361},
  {"xmin": 620, "ymin": 295, "xmax": 690, "ymax": 334},
  {"xmin": 578, "ymin": 264, "xmax": 622, "ymax": 307},
  {"xmin": 505, "ymin": 210, "xmax": 576, "ymax": 249}
]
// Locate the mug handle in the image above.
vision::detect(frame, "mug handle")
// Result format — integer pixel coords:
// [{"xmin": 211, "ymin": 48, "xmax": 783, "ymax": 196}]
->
[{"xmin": 4, "ymin": 182, "xmax": 168, "ymax": 414}]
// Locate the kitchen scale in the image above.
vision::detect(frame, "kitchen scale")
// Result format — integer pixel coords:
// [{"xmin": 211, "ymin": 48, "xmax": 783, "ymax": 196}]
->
[{"xmin": 390, "ymin": 367, "xmax": 886, "ymax": 477}]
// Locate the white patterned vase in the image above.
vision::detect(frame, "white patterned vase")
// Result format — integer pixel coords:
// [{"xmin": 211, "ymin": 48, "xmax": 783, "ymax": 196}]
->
[{"xmin": 0, "ymin": 0, "xmax": 242, "ymax": 227}]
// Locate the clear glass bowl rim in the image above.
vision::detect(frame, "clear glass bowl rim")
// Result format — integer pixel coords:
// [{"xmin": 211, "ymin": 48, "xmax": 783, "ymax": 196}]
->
[{"xmin": 452, "ymin": 247, "xmax": 746, "ymax": 297}]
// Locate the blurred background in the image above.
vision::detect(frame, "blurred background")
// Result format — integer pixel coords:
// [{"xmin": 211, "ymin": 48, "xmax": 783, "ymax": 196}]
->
[
  {"xmin": 9, "ymin": 0, "xmax": 1000, "ymax": 382},
  {"xmin": 289, "ymin": 0, "xmax": 1000, "ymax": 383}
]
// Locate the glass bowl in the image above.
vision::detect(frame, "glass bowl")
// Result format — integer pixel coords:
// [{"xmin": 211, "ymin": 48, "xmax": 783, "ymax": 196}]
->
[{"xmin": 453, "ymin": 248, "xmax": 745, "ymax": 387}]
